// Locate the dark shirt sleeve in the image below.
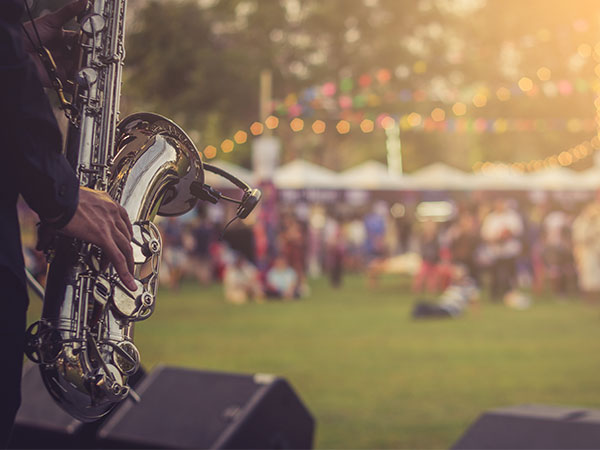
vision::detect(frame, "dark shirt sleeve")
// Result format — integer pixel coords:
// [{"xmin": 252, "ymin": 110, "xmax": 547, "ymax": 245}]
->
[{"xmin": 0, "ymin": 0, "xmax": 78, "ymax": 227}]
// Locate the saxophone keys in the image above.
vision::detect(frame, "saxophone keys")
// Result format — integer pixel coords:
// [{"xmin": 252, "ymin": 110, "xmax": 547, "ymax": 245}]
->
[
  {"xmin": 80, "ymin": 13, "xmax": 105, "ymax": 36},
  {"xmin": 76, "ymin": 67, "xmax": 98, "ymax": 87},
  {"xmin": 112, "ymin": 279, "xmax": 143, "ymax": 318},
  {"xmin": 113, "ymin": 341, "xmax": 141, "ymax": 376}
]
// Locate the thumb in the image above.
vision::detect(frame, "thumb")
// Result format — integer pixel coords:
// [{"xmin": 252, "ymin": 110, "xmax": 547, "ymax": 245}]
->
[{"xmin": 45, "ymin": 0, "xmax": 87, "ymax": 28}]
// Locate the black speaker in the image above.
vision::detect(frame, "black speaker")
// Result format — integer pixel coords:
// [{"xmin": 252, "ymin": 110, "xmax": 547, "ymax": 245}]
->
[
  {"xmin": 8, "ymin": 363, "xmax": 146, "ymax": 449},
  {"xmin": 452, "ymin": 404, "xmax": 600, "ymax": 450},
  {"xmin": 96, "ymin": 365, "xmax": 315, "ymax": 449}
]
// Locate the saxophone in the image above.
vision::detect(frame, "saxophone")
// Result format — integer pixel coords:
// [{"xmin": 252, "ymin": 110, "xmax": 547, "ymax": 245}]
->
[{"xmin": 24, "ymin": 0, "xmax": 220, "ymax": 422}]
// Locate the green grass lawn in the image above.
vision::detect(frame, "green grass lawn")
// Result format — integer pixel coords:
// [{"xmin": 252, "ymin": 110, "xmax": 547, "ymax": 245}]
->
[{"xmin": 27, "ymin": 274, "xmax": 600, "ymax": 449}]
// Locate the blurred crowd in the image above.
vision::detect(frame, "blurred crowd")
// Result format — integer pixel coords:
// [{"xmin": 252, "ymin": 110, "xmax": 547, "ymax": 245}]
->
[{"xmin": 18, "ymin": 188, "xmax": 600, "ymax": 305}]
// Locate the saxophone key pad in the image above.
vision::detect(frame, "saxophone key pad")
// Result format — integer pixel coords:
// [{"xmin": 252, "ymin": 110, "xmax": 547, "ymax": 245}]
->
[{"xmin": 81, "ymin": 13, "xmax": 105, "ymax": 35}]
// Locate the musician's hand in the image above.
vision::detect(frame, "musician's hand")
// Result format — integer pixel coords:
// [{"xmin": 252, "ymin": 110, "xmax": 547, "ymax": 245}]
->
[
  {"xmin": 61, "ymin": 187, "xmax": 137, "ymax": 291},
  {"xmin": 22, "ymin": 0, "xmax": 87, "ymax": 89}
]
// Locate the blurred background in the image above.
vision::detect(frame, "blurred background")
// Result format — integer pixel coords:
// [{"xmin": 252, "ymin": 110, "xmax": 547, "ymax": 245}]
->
[{"xmin": 21, "ymin": 0, "xmax": 600, "ymax": 448}]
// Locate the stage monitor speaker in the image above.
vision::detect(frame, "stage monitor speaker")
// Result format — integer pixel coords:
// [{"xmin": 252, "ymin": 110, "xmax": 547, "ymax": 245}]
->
[
  {"xmin": 452, "ymin": 404, "xmax": 600, "ymax": 450},
  {"xmin": 96, "ymin": 365, "xmax": 315, "ymax": 449},
  {"xmin": 8, "ymin": 363, "xmax": 146, "ymax": 449}
]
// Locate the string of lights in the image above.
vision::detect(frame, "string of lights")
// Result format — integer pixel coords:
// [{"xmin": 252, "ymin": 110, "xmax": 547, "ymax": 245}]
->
[{"xmin": 202, "ymin": 24, "xmax": 600, "ymax": 173}]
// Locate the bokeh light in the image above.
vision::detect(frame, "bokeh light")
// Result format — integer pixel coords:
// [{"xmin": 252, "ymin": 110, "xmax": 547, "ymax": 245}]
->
[
  {"xmin": 472, "ymin": 93, "xmax": 487, "ymax": 107},
  {"xmin": 336, "ymin": 120, "xmax": 351, "ymax": 134},
  {"xmin": 381, "ymin": 116, "xmax": 395, "ymax": 130},
  {"xmin": 536, "ymin": 67, "xmax": 551, "ymax": 81},
  {"xmin": 360, "ymin": 119, "xmax": 374, "ymax": 133},
  {"xmin": 518, "ymin": 77, "xmax": 534, "ymax": 92},
  {"xmin": 578, "ymin": 43, "xmax": 592, "ymax": 58},
  {"xmin": 452, "ymin": 102, "xmax": 467, "ymax": 115},
  {"xmin": 430, "ymin": 108, "xmax": 445, "ymax": 122},
  {"xmin": 265, "ymin": 115, "xmax": 279, "ymax": 129},
  {"xmin": 249, "ymin": 121, "xmax": 264, "ymax": 135},
  {"xmin": 203, "ymin": 145, "xmax": 217, "ymax": 159},
  {"xmin": 233, "ymin": 130, "xmax": 247, "ymax": 144},
  {"xmin": 496, "ymin": 87, "xmax": 511, "ymax": 101},
  {"xmin": 220, "ymin": 139, "xmax": 234, "ymax": 153},
  {"xmin": 312, "ymin": 120, "xmax": 326, "ymax": 134},
  {"xmin": 558, "ymin": 151, "xmax": 573, "ymax": 166},
  {"xmin": 290, "ymin": 118, "xmax": 304, "ymax": 132},
  {"xmin": 407, "ymin": 112, "xmax": 422, "ymax": 127}
]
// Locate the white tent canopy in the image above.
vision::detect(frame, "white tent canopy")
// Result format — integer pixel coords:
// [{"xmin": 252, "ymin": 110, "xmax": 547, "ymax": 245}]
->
[
  {"xmin": 576, "ymin": 166, "xmax": 600, "ymax": 191},
  {"xmin": 525, "ymin": 166, "xmax": 581, "ymax": 191},
  {"xmin": 409, "ymin": 162, "xmax": 474, "ymax": 190},
  {"xmin": 273, "ymin": 159, "xmax": 341, "ymax": 189},
  {"xmin": 205, "ymin": 159, "xmax": 599, "ymax": 192},
  {"xmin": 470, "ymin": 167, "xmax": 531, "ymax": 191},
  {"xmin": 339, "ymin": 160, "xmax": 413, "ymax": 190}
]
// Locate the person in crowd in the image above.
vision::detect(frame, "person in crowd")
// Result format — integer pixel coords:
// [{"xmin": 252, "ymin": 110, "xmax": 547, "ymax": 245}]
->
[
  {"xmin": 223, "ymin": 220, "xmax": 256, "ymax": 264},
  {"xmin": 412, "ymin": 220, "xmax": 442, "ymax": 293},
  {"xmin": 223, "ymin": 253, "xmax": 264, "ymax": 304},
  {"xmin": 306, "ymin": 205, "xmax": 326, "ymax": 278},
  {"xmin": 280, "ymin": 215, "xmax": 307, "ymax": 292},
  {"xmin": 524, "ymin": 200, "xmax": 547, "ymax": 294},
  {"xmin": 364, "ymin": 201, "xmax": 388, "ymax": 261},
  {"xmin": 187, "ymin": 213, "xmax": 217, "ymax": 285},
  {"xmin": 540, "ymin": 206, "xmax": 575, "ymax": 296},
  {"xmin": 324, "ymin": 214, "xmax": 345, "ymax": 288},
  {"xmin": 480, "ymin": 198, "xmax": 524, "ymax": 301},
  {"xmin": 412, "ymin": 264, "xmax": 480, "ymax": 319},
  {"xmin": 344, "ymin": 214, "xmax": 367, "ymax": 271},
  {"xmin": 572, "ymin": 195, "xmax": 600, "ymax": 302},
  {"xmin": 265, "ymin": 255, "xmax": 299, "ymax": 300},
  {"xmin": 446, "ymin": 207, "xmax": 481, "ymax": 285},
  {"xmin": 160, "ymin": 217, "xmax": 186, "ymax": 289}
]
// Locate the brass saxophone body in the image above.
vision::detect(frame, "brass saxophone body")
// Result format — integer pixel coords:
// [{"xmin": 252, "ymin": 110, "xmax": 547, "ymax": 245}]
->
[{"xmin": 25, "ymin": 1, "xmax": 205, "ymax": 421}]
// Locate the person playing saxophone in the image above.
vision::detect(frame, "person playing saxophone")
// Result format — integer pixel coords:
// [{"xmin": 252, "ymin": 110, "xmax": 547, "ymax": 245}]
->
[{"xmin": 0, "ymin": 1, "xmax": 137, "ymax": 445}]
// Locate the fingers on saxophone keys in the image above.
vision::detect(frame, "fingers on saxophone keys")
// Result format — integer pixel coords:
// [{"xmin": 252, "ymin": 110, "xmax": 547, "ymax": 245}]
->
[
  {"xmin": 114, "ymin": 228, "xmax": 135, "ymax": 273},
  {"xmin": 112, "ymin": 206, "xmax": 133, "ymax": 243},
  {"xmin": 104, "ymin": 219, "xmax": 136, "ymax": 291},
  {"xmin": 117, "ymin": 205, "xmax": 134, "ymax": 240},
  {"xmin": 106, "ymin": 238, "xmax": 137, "ymax": 291}
]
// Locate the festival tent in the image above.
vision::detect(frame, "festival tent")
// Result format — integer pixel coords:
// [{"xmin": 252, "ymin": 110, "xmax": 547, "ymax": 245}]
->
[
  {"xmin": 525, "ymin": 166, "xmax": 582, "ymax": 190},
  {"xmin": 577, "ymin": 166, "xmax": 600, "ymax": 190},
  {"xmin": 470, "ymin": 167, "xmax": 531, "ymax": 191},
  {"xmin": 339, "ymin": 160, "xmax": 413, "ymax": 190},
  {"xmin": 409, "ymin": 162, "xmax": 474, "ymax": 190},
  {"xmin": 203, "ymin": 160, "xmax": 255, "ymax": 189},
  {"xmin": 273, "ymin": 159, "xmax": 341, "ymax": 189}
]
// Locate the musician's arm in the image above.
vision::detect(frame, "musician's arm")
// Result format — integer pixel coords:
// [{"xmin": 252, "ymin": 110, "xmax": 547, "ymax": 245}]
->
[
  {"xmin": 0, "ymin": 1, "xmax": 135, "ymax": 290},
  {"xmin": 0, "ymin": 0, "xmax": 79, "ymax": 227}
]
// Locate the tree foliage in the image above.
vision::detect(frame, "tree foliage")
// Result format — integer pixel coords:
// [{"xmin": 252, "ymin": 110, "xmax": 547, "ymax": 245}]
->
[{"xmin": 39, "ymin": 0, "xmax": 600, "ymax": 171}]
